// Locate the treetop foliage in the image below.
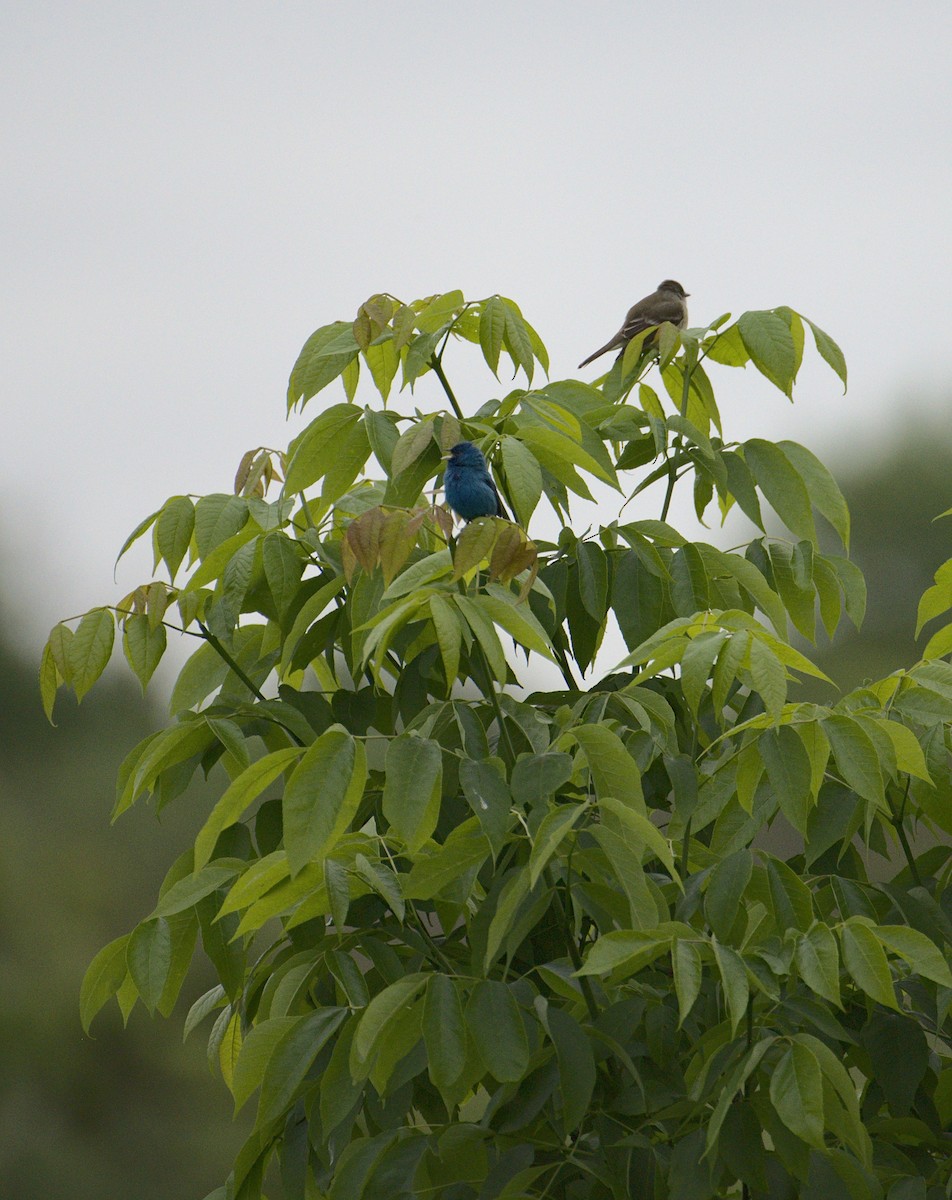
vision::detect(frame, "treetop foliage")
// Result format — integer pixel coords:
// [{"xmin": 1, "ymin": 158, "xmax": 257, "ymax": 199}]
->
[{"xmin": 45, "ymin": 290, "xmax": 952, "ymax": 1199}]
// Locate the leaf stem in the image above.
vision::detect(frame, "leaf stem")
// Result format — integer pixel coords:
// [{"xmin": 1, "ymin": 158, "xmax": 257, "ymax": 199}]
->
[
  {"xmin": 659, "ymin": 358, "xmax": 694, "ymax": 522},
  {"xmin": 554, "ymin": 640, "xmax": 581, "ymax": 691},
  {"xmin": 890, "ymin": 780, "xmax": 923, "ymax": 887},
  {"xmin": 196, "ymin": 621, "xmax": 267, "ymax": 702},
  {"xmin": 473, "ymin": 640, "xmax": 518, "ymax": 764},
  {"xmin": 544, "ymin": 865, "xmax": 600, "ymax": 1022},
  {"xmin": 680, "ymin": 814, "xmax": 693, "ymax": 879},
  {"xmin": 429, "ymin": 354, "xmax": 465, "ymax": 422}
]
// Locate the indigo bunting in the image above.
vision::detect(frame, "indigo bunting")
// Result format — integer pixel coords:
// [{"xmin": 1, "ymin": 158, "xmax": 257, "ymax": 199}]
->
[
  {"xmin": 443, "ymin": 442, "xmax": 508, "ymax": 521},
  {"xmin": 578, "ymin": 280, "xmax": 689, "ymax": 368}
]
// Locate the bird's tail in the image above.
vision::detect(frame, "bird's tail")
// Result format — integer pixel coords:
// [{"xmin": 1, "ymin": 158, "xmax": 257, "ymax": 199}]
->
[{"xmin": 577, "ymin": 338, "xmax": 618, "ymax": 369}]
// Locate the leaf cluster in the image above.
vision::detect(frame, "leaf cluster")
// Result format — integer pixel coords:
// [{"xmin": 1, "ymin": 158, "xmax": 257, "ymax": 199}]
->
[{"xmin": 48, "ymin": 291, "xmax": 952, "ymax": 1200}]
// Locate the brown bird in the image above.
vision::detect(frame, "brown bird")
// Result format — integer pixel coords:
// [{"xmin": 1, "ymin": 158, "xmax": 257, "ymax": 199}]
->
[{"xmin": 578, "ymin": 279, "xmax": 689, "ymax": 369}]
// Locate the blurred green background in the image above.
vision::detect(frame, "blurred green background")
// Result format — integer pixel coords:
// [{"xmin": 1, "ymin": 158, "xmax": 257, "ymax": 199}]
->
[{"xmin": 2, "ymin": 422, "xmax": 950, "ymax": 1198}]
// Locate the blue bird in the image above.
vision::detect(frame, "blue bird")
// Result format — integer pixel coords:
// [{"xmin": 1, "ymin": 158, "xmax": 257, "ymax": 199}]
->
[{"xmin": 443, "ymin": 441, "xmax": 508, "ymax": 522}]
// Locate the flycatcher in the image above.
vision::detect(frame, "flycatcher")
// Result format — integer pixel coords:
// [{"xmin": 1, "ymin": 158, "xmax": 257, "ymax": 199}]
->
[{"xmin": 578, "ymin": 280, "xmax": 689, "ymax": 368}]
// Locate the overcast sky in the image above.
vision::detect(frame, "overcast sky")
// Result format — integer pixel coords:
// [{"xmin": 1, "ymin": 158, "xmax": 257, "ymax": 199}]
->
[{"xmin": 4, "ymin": 2, "xmax": 952, "ymax": 656}]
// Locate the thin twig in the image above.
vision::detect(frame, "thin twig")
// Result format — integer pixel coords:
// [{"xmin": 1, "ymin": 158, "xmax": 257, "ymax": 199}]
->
[{"xmin": 429, "ymin": 354, "xmax": 465, "ymax": 421}]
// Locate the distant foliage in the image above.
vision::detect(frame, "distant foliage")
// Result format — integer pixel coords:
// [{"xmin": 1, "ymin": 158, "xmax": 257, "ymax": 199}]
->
[{"xmin": 46, "ymin": 291, "xmax": 952, "ymax": 1199}]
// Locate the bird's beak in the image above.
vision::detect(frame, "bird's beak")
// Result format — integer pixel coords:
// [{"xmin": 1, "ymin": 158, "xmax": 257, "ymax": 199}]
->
[{"xmin": 440, "ymin": 453, "xmax": 452, "ymax": 461}]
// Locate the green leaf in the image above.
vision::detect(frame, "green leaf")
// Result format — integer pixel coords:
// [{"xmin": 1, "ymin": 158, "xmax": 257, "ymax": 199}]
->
[
  {"xmin": 257, "ymin": 1007, "xmax": 347, "ymax": 1128},
  {"xmin": 576, "ymin": 541, "xmax": 608, "ymax": 620},
  {"xmin": 466, "ymin": 981, "xmax": 529, "ymax": 1083},
  {"xmin": 483, "ymin": 869, "xmax": 531, "ymax": 969},
  {"xmin": 738, "ymin": 310, "xmax": 797, "ymax": 396},
  {"xmin": 452, "ymin": 519, "xmax": 501, "ymax": 580},
  {"xmin": 671, "ymin": 939, "xmax": 703, "ymax": 1026},
  {"xmin": 861, "ymin": 1012, "xmax": 929, "ymax": 1119},
  {"xmin": 822, "ymin": 715, "xmax": 884, "ymax": 806},
  {"xmin": 390, "ymin": 418, "xmax": 435, "ymax": 477},
  {"xmin": 350, "ymin": 975, "xmax": 428, "ymax": 1076},
  {"xmin": 510, "ymin": 752, "xmax": 573, "ymax": 805},
  {"xmin": 47, "ymin": 621, "xmax": 74, "ymax": 683},
  {"xmin": 795, "ymin": 924, "xmax": 841, "ymax": 1007},
  {"xmin": 670, "ymin": 543, "xmax": 710, "ymax": 616},
  {"xmin": 287, "ymin": 322, "xmax": 359, "ymax": 409},
  {"xmin": 827, "ymin": 555, "xmax": 867, "ymax": 629},
  {"xmin": 760, "ymin": 725, "xmax": 813, "ymax": 835},
  {"xmin": 115, "ymin": 719, "xmax": 216, "ymax": 816},
  {"xmin": 475, "ymin": 593, "xmax": 556, "ymax": 663},
  {"xmin": 115, "ymin": 507, "xmax": 161, "ymax": 569},
  {"xmin": 454, "ymin": 595, "xmax": 507, "ymax": 682},
  {"xmin": 155, "ymin": 495, "xmax": 195, "ymax": 580},
  {"xmin": 479, "ymin": 295, "xmax": 506, "ymax": 376},
  {"xmin": 839, "ymin": 919, "xmax": 898, "ymax": 1008},
  {"xmin": 877, "ymin": 720, "xmax": 932, "ymax": 782},
  {"xmin": 382, "ymin": 735, "xmax": 443, "ymax": 852},
  {"xmin": 415, "ymin": 289, "xmax": 464, "ymax": 333},
  {"xmin": 429, "ymin": 594, "xmax": 461, "ymax": 684},
  {"xmin": 382, "ymin": 549, "xmax": 452, "ymax": 601},
  {"xmin": 612, "ymin": 551, "xmax": 666, "ymax": 651},
  {"xmin": 423, "ymin": 975, "xmax": 466, "ymax": 1094},
  {"xmin": 743, "ymin": 439, "xmax": 817, "ymax": 544},
  {"xmin": 365, "ymin": 333, "xmax": 399, "ymax": 402},
  {"xmin": 283, "ymin": 729, "xmax": 366, "ymax": 876},
  {"xmin": 261, "ymin": 534, "xmax": 303, "ymax": 618},
  {"xmin": 797, "ymin": 721, "xmax": 831, "ymax": 800},
  {"xmin": 39, "ymin": 642, "xmax": 59, "ymax": 720},
  {"xmin": 599, "ymin": 795, "xmax": 677, "ymax": 879},
  {"xmin": 126, "ymin": 918, "xmax": 172, "ymax": 1014},
  {"xmin": 459, "ymin": 758, "xmax": 512, "ymax": 856},
  {"xmin": 777, "ymin": 441, "xmax": 850, "ymax": 549},
  {"xmin": 152, "ymin": 861, "xmax": 244, "ymax": 918},
  {"xmin": 577, "ymin": 929, "xmax": 675, "ymax": 977},
  {"xmin": 705, "ymin": 1038, "xmax": 773, "ymax": 1157},
  {"xmin": 769, "ymin": 1040, "xmax": 825, "ymax": 1148},
  {"xmin": 194, "ymin": 747, "xmax": 303, "ymax": 870},
  {"xmin": 122, "ymin": 614, "xmax": 167, "ymax": 691},
  {"xmin": 216, "ymin": 537, "xmax": 257, "ymax": 630},
  {"xmin": 768, "ymin": 540, "xmax": 815, "ymax": 640},
  {"xmin": 704, "ymin": 849, "xmax": 752, "ymax": 941},
  {"xmin": 528, "ymin": 803, "xmax": 586, "ymax": 887},
  {"xmin": 501, "ymin": 435, "xmax": 543, "ymax": 525},
  {"xmin": 231, "ymin": 1015, "xmax": 298, "ymax": 1112},
  {"xmin": 284, "ymin": 404, "xmax": 362, "ymax": 494},
  {"xmin": 517, "ymin": 424, "xmax": 617, "ymax": 490},
  {"xmin": 766, "ymin": 857, "xmax": 814, "ymax": 933},
  {"xmin": 193, "ymin": 494, "xmax": 249, "ymax": 558},
  {"xmin": 874, "ymin": 924, "xmax": 952, "ymax": 987},
  {"xmin": 748, "ymin": 637, "xmax": 786, "ymax": 719},
  {"xmin": 805, "ymin": 318, "xmax": 847, "ymax": 391},
  {"xmin": 921, "ymin": 621, "xmax": 952, "ymax": 659},
  {"xmin": 568, "ymin": 724, "xmax": 646, "ymax": 816},
  {"xmin": 69, "ymin": 608, "xmax": 115, "ymax": 700},
  {"xmin": 680, "ymin": 629, "xmax": 726, "ymax": 717},
  {"xmin": 80, "ymin": 935, "xmax": 130, "ymax": 1033},
  {"xmin": 403, "ymin": 823, "xmax": 490, "ymax": 901},
  {"xmin": 705, "ymin": 321, "xmax": 750, "ymax": 368},
  {"xmin": 713, "ymin": 941, "xmax": 749, "ymax": 1036},
  {"xmin": 545, "ymin": 1005, "xmax": 595, "ymax": 1132},
  {"xmin": 720, "ymin": 450, "xmax": 764, "ymax": 529}
]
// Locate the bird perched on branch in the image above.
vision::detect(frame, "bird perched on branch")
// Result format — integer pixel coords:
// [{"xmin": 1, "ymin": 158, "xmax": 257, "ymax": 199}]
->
[
  {"xmin": 578, "ymin": 280, "xmax": 689, "ymax": 369},
  {"xmin": 443, "ymin": 441, "xmax": 508, "ymax": 521}
]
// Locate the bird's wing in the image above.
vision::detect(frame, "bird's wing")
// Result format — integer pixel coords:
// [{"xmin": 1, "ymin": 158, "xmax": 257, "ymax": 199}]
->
[{"xmin": 621, "ymin": 295, "xmax": 686, "ymax": 339}]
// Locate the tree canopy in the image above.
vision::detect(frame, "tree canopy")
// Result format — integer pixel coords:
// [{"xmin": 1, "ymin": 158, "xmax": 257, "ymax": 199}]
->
[{"xmin": 46, "ymin": 291, "xmax": 952, "ymax": 1199}]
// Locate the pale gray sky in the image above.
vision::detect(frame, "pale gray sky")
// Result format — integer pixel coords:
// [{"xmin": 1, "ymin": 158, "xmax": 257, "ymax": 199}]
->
[{"xmin": 4, "ymin": 2, "xmax": 952, "ymax": 651}]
